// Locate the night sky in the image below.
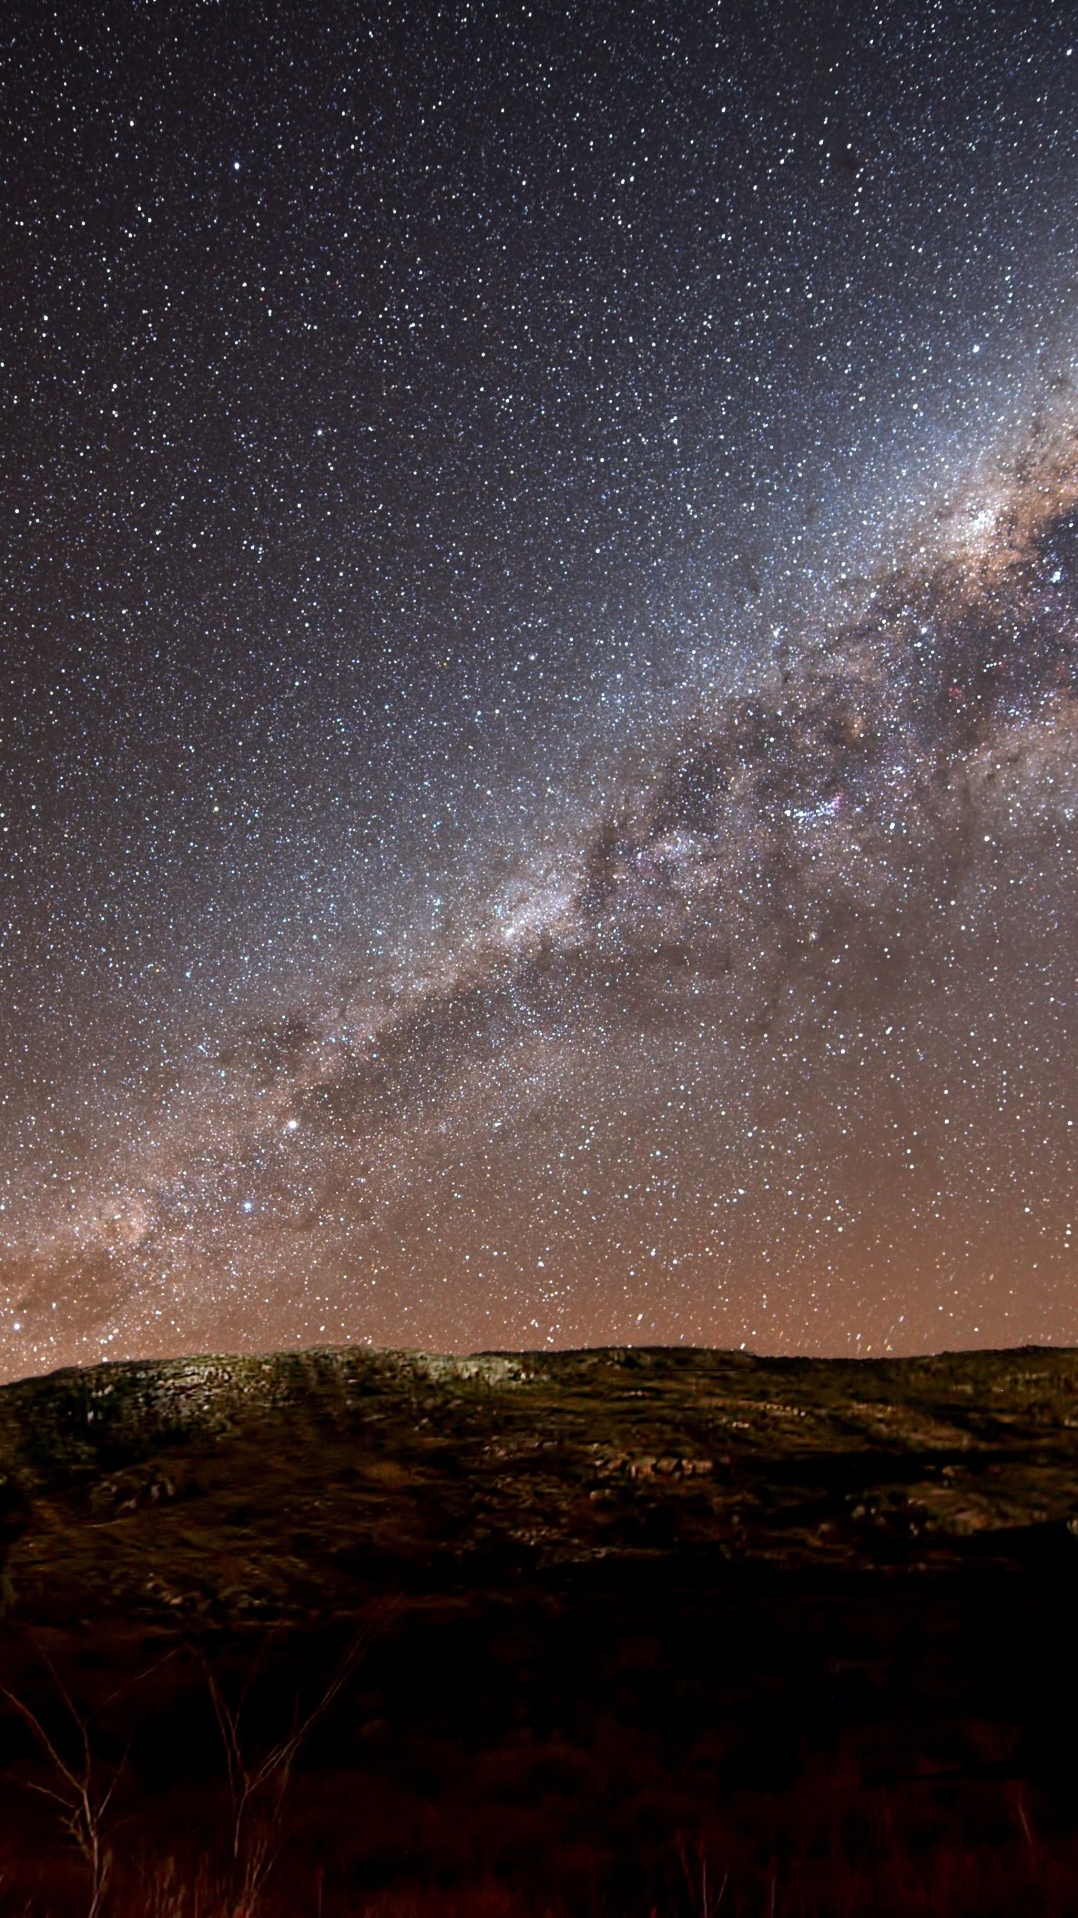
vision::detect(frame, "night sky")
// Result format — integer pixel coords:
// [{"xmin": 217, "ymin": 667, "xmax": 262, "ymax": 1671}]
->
[{"xmin": 3, "ymin": 1, "xmax": 1078, "ymax": 1381}]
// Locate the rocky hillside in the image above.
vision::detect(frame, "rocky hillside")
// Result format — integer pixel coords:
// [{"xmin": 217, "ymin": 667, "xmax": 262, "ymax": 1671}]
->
[
  {"xmin": 3, "ymin": 1341, "xmax": 1078, "ymax": 1627},
  {"xmin": 4, "ymin": 1345, "xmax": 1078, "ymax": 1914}
]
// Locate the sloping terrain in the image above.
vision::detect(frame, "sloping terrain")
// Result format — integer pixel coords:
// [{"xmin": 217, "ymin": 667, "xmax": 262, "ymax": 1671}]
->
[
  {"xmin": 7, "ymin": 1341, "xmax": 1078, "ymax": 1616},
  {"xmin": 3, "ymin": 1344, "xmax": 1078, "ymax": 1914}
]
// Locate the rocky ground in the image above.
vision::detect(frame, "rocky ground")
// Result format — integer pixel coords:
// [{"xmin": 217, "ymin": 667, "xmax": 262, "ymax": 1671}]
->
[{"xmin": 3, "ymin": 1343, "xmax": 1078, "ymax": 1913}]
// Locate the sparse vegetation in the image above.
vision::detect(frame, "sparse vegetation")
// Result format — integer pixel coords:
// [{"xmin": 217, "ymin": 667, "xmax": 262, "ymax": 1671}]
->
[
  {"xmin": 2, "ymin": 1344, "xmax": 1078, "ymax": 1913},
  {"xmin": 1, "ymin": 1656, "xmax": 120, "ymax": 1918}
]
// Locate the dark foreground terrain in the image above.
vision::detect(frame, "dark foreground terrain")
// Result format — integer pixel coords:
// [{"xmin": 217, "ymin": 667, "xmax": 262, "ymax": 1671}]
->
[{"xmin": 3, "ymin": 1344, "xmax": 1078, "ymax": 1914}]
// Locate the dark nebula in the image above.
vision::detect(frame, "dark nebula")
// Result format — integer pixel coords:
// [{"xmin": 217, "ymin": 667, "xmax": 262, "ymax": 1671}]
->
[{"xmin": 2, "ymin": 2, "xmax": 1078, "ymax": 1375}]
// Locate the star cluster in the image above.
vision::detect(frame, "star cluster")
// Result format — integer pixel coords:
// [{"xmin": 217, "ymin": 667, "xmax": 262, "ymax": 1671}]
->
[{"xmin": 2, "ymin": 1, "xmax": 1078, "ymax": 1378}]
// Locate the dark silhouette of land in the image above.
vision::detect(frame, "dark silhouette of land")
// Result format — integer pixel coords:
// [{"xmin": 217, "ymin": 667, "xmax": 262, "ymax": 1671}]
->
[{"xmin": 3, "ymin": 1343, "xmax": 1078, "ymax": 1914}]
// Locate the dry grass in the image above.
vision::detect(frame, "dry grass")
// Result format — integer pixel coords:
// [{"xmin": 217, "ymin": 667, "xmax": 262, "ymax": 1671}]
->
[
  {"xmin": 5, "ymin": 1347, "xmax": 1078, "ymax": 1916},
  {"xmin": 4, "ymin": 1804, "xmax": 1078, "ymax": 1918}
]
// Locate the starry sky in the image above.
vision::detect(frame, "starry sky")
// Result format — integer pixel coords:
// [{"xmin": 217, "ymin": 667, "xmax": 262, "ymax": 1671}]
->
[{"xmin": 3, "ymin": 0, "xmax": 1078, "ymax": 1381}]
